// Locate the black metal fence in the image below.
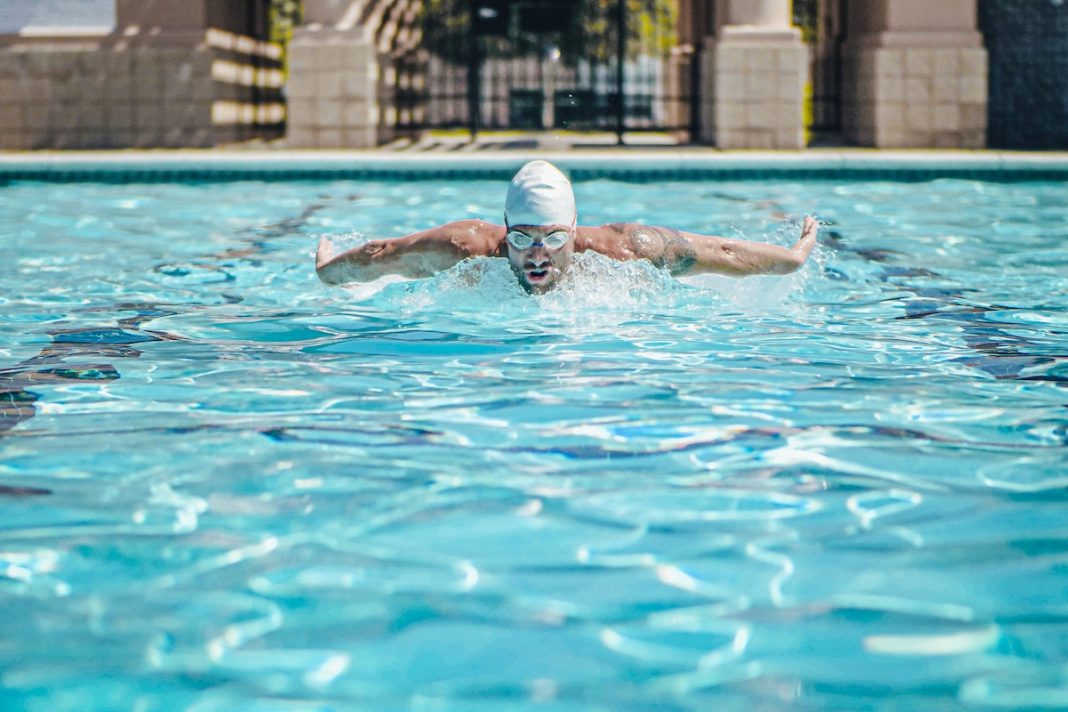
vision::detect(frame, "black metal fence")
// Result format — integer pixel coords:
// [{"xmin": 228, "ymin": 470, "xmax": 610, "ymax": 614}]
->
[
  {"xmin": 397, "ymin": 0, "xmax": 693, "ymax": 140},
  {"xmin": 980, "ymin": 0, "xmax": 1068, "ymax": 149}
]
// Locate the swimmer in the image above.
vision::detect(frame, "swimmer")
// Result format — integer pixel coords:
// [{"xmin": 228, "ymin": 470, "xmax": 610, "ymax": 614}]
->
[{"xmin": 316, "ymin": 160, "xmax": 818, "ymax": 294}]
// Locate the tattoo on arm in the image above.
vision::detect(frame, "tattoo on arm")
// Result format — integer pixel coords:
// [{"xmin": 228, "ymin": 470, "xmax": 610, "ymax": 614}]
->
[{"xmin": 628, "ymin": 225, "xmax": 697, "ymax": 275}]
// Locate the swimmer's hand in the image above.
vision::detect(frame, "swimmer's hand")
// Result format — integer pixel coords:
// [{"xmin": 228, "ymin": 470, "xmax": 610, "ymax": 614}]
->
[
  {"xmin": 316, "ymin": 236, "xmax": 387, "ymax": 285},
  {"xmin": 315, "ymin": 237, "xmax": 353, "ymax": 285},
  {"xmin": 315, "ymin": 237, "xmax": 335, "ymax": 271},
  {"xmin": 789, "ymin": 216, "xmax": 819, "ymax": 269}
]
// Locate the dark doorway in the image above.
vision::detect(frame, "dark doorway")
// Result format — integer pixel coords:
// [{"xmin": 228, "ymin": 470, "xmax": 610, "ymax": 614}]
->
[
  {"xmin": 980, "ymin": 0, "xmax": 1068, "ymax": 149},
  {"xmin": 796, "ymin": 0, "xmax": 845, "ymax": 144}
]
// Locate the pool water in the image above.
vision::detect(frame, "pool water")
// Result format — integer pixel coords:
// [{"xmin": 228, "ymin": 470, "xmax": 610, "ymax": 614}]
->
[{"xmin": 1, "ymin": 175, "xmax": 1066, "ymax": 711}]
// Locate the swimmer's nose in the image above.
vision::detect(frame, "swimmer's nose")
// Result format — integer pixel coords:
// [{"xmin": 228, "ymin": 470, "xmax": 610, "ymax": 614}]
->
[{"xmin": 526, "ymin": 252, "xmax": 550, "ymax": 268}]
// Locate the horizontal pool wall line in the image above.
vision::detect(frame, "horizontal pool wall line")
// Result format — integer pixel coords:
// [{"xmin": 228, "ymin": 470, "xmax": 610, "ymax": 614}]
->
[{"xmin": 2, "ymin": 152, "xmax": 1068, "ymax": 183}]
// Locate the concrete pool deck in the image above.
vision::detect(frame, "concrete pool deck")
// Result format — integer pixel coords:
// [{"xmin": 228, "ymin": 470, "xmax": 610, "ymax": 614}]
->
[{"xmin": 2, "ymin": 148, "xmax": 1068, "ymax": 181}]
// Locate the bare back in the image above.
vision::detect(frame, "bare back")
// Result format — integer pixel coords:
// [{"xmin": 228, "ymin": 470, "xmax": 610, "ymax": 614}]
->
[{"xmin": 576, "ymin": 223, "xmax": 699, "ymax": 275}]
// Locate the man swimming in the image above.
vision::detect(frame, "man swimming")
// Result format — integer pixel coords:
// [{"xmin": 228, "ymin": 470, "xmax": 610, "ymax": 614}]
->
[{"xmin": 316, "ymin": 160, "xmax": 818, "ymax": 293}]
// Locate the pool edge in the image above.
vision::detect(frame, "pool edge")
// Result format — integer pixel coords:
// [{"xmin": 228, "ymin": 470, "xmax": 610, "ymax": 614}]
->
[{"xmin": 2, "ymin": 150, "xmax": 1068, "ymax": 181}]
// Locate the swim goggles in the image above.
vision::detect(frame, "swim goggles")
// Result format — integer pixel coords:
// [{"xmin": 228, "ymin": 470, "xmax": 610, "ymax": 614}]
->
[{"xmin": 506, "ymin": 229, "xmax": 570, "ymax": 250}]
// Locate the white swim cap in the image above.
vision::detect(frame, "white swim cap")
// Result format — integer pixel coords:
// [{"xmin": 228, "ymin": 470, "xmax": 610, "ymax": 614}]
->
[{"xmin": 504, "ymin": 160, "xmax": 577, "ymax": 228}]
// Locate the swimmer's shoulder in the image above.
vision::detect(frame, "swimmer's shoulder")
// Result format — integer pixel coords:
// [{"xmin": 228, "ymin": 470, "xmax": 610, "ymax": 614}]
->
[
  {"xmin": 457, "ymin": 220, "xmax": 506, "ymax": 257},
  {"xmin": 575, "ymin": 223, "xmax": 634, "ymax": 259}
]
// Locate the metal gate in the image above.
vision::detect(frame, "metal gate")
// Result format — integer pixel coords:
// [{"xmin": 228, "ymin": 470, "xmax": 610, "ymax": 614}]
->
[
  {"xmin": 398, "ymin": 0, "xmax": 692, "ymax": 140},
  {"xmin": 980, "ymin": 0, "xmax": 1068, "ymax": 149}
]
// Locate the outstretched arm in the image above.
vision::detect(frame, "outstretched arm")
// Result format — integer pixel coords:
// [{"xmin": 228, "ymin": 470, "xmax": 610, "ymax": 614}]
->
[
  {"xmin": 584, "ymin": 217, "xmax": 818, "ymax": 277},
  {"xmin": 315, "ymin": 220, "xmax": 504, "ymax": 285},
  {"xmin": 685, "ymin": 216, "xmax": 818, "ymax": 276}
]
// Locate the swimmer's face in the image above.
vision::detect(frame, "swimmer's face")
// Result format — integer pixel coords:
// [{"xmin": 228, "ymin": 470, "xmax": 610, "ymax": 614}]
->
[{"xmin": 505, "ymin": 224, "xmax": 575, "ymax": 294}]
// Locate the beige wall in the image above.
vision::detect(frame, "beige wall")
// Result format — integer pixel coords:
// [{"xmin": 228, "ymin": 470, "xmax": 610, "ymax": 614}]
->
[
  {"xmin": 846, "ymin": 0, "xmax": 982, "ymax": 43},
  {"xmin": 723, "ymin": 0, "xmax": 792, "ymax": 28},
  {"xmin": 115, "ymin": 0, "xmax": 258, "ymax": 36},
  {"xmin": 885, "ymin": 0, "xmax": 977, "ymax": 32},
  {"xmin": 115, "ymin": 0, "xmax": 207, "ymax": 33}
]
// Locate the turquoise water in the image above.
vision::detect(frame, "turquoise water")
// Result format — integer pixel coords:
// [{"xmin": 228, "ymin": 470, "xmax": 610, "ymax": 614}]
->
[{"xmin": 1, "ymin": 175, "xmax": 1066, "ymax": 711}]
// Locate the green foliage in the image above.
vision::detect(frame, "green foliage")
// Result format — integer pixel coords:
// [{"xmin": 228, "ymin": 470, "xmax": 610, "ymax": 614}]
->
[
  {"xmin": 792, "ymin": 0, "xmax": 818, "ymax": 43},
  {"xmin": 421, "ymin": 0, "xmax": 677, "ymax": 66},
  {"xmin": 268, "ymin": 0, "xmax": 303, "ymax": 75}
]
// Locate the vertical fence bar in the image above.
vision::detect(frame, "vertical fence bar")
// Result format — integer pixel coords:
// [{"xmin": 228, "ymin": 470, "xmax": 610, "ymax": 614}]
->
[
  {"xmin": 615, "ymin": 0, "xmax": 626, "ymax": 144},
  {"xmin": 690, "ymin": 41, "xmax": 702, "ymax": 142},
  {"xmin": 836, "ymin": 0, "xmax": 846, "ymax": 137},
  {"xmin": 468, "ymin": 0, "xmax": 481, "ymax": 140}
]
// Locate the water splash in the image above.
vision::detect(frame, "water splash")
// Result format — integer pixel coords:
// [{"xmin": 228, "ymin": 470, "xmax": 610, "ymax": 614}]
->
[
  {"xmin": 355, "ymin": 252, "xmax": 705, "ymax": 329},
  {"xmin": 318, "ymin": 230, "xmax": 369, "ymax": 255},
  {"xmin": 326, "ymin": 221, "xmax": 817, "ymax": 316},
  {"xmin": 369, "ymin": 257, "xmax": 528, "ymax": 315}
]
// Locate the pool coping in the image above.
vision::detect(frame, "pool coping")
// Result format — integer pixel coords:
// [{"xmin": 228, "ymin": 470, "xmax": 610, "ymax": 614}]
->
[{"xmin": 2, "ymin": 150, "xmax": 1068, "ymax": 181}]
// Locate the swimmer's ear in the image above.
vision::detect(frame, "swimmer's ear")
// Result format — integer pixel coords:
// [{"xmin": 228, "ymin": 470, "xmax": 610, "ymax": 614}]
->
[{"xmin": 315, "ymin": 237, "xmax": 335, "ymax": 270}]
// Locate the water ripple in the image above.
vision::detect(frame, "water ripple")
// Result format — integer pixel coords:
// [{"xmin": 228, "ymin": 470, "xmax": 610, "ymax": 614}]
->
[{"xmin": 2, "ymin": 177, "xmax": 1068, "ymax": 710}]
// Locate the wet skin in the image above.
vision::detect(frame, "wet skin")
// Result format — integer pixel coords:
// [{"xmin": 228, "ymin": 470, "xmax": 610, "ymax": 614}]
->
[
  {"xmin": 504, "ymin": 224, "xmax": 576, "ymax": 294},
  {"xmin": 315, "ymin": 217, "xmax": 819, "ymax": 287}
]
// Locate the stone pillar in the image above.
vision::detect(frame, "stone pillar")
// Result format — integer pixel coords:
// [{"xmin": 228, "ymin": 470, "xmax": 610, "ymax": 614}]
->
[
  {"xmin": 286, "ymin": 28, "xmax": 380, "ymax": 148},
  {"xmin": 284, "ymin": 0, "xmax": 390, "ymax": 148},
  {"xmin": 842, "ymin": 0, "xmax": 987, "ymax": 148},
  {"xmin": 699, "ymin": 0, "xmax": 806, "ymax": 149}
]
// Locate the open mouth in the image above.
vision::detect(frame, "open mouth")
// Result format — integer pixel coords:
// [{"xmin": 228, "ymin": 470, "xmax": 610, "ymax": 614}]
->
[{"xmin": 525, "ymin": 268, "xmax": 550, "ymax": 283}]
